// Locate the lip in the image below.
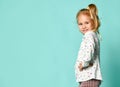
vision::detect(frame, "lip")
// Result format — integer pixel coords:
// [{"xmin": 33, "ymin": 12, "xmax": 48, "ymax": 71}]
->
[
  {"xmin": 82, "ymin": 29, "xmax": 88, "ymax": 32},
  {"xmin": 81, "ymin": 29, "xmax": 89, "ymax": 34}
]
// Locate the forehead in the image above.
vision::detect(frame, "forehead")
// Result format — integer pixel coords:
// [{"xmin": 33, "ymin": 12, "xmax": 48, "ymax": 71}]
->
[{"xmin": 77, "ymin": 14, "xmax": 91, "ymax": 22}]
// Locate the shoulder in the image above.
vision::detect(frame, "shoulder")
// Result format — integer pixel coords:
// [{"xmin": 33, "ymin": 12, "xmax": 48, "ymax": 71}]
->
[
  {"xmin": 85, "ymin": 31, "xmax": 96, "ymax": 36},
  {"xmin": 84, "ymin": 31, "xmax": 96, "ymax": 39}
]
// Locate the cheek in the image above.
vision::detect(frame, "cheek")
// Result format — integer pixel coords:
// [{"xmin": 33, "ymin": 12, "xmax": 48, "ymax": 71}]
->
[
  {"xmin": 78, "ymin": 25, "xmax": 80, "ymax": 29},
  {"xmin": 78, "ymin": 25, "xmax": 82, "ymax": 29},
  {"xmin": 88, "ymin": 23, "xmax": 94, "ymax": 29},
  {"xmin": 90, "ymin": 25, "xmax": 95, "ymax": 29},
  {"xmin": 90, "ymin": 21, "xmax": 95, "ymax": 28},
  {"xmin": 78, "ymin": 26, "xmax": 82, "ymax": 32}
]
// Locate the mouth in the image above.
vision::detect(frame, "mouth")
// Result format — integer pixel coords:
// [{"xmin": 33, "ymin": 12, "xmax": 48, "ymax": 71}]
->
[{"xmin": 82, "ymin": 29, "xmax": 88, "ymax": 33}]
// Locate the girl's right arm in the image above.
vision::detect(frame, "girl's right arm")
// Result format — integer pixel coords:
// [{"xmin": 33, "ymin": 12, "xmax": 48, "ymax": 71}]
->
[{"xmin": 77, "ymin": 33, "xmax": 95, "ymax": 70}]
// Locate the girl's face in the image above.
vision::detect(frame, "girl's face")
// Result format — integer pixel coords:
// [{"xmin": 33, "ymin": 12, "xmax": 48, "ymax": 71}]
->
[{"xmin": 77, "ymin": 14, "xmax": 94, "ymax": 34}]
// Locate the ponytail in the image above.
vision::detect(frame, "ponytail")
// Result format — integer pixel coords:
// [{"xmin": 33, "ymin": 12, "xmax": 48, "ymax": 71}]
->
[{"xmin": 87, "ymin": 4, "xmax": 100, "ymax": 32}]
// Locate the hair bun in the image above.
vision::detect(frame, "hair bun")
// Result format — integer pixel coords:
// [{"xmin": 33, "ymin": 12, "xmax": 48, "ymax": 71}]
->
[{"xmin": 88, "ymin": 4, "xmax": 98, "ymax": 16}]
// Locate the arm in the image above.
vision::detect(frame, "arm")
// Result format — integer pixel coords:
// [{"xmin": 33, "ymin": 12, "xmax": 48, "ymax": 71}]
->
[{"xmin": 78, "ymin": 33, "xmax": 95, "ymax": 70}]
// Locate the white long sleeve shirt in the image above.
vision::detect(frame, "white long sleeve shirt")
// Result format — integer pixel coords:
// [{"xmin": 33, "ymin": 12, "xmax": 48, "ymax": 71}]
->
[{"xmin": 75, "ymin": 31, "xmax": 102, "ymax": 82}]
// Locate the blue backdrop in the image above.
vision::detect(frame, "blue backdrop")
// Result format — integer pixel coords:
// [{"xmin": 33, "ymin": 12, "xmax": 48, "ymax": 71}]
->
[{"xmin": 0, "ymin": 0, "xmax": 120, "ymax": 87}]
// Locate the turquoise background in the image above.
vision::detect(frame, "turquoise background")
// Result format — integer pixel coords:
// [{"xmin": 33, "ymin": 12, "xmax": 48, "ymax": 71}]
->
[{"xmin": 0, "ymin": 0, "xmax": 120, "ymax": 87}]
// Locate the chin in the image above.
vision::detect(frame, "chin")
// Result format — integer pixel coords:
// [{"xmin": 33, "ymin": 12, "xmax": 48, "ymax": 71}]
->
[
  {"xmin": 83, "ymin": 31, "xmax": 87, "ymax": 34},
  {"xmin": 82, "ymin": 32, "xmax": 85, "ymax": 34}
]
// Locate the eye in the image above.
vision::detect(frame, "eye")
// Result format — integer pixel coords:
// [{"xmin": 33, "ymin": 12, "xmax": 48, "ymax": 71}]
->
[
  {"xmin": 85, "ymin": 22, "xmax": 89, "ymax": 24},
  {"xmin": 78, "ymin": 23, "xmax": 82, "ymax": 25}
]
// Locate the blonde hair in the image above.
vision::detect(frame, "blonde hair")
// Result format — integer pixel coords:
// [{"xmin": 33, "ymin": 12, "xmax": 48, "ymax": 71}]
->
[{"xmin": 76, "ymin": 4, "xmax": 100, "ymax": 32}]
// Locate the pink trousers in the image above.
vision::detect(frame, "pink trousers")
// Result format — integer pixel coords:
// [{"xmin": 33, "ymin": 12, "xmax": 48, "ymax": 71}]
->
[{"xmin": 79, "ymin": 79, "xmax": 101, "ymax": 87}]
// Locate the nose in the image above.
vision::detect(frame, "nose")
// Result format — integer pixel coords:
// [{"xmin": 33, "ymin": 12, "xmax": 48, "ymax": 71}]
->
[{"xmin": 81, "ymin": 24, "xmax": 86, "ymax": 29}]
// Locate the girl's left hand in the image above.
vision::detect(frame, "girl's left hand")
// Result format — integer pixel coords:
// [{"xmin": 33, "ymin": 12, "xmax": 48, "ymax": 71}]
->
[{"xmin": 78, "ymin": 62, "xmax": 83, "ymax": 71}]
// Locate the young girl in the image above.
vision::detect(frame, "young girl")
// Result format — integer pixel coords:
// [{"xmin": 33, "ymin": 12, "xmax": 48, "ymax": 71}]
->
[{"xmin": 75, "ymin": 4, "xmax": 102, "ymax": 87}]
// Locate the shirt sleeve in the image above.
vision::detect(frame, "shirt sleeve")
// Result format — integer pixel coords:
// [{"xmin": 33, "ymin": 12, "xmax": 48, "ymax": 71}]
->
[{"xmin": 77, "ymin": 33, "xmax": 95, "ymax": 68}]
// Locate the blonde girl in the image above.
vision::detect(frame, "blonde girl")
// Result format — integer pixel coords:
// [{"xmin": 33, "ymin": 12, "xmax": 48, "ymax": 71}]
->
[{"xmin": 75, "ymin": 4, "xmax": 102, "ymax": 87}]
